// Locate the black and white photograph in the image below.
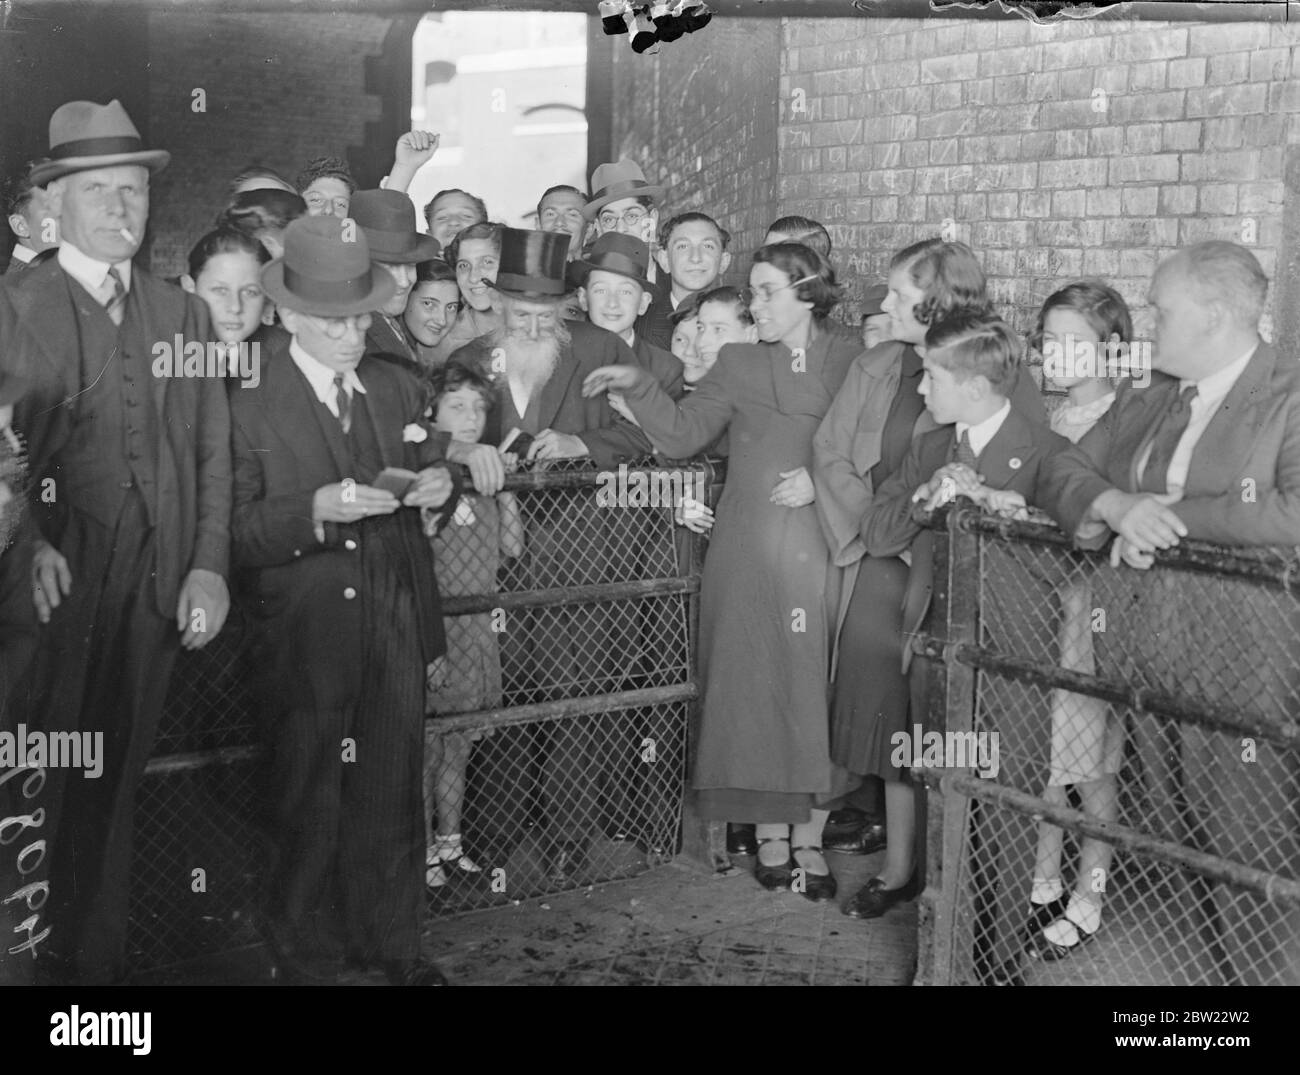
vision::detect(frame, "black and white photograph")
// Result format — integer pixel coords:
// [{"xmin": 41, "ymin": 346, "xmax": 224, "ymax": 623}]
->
[{"xmin": 0, "ymin": 0, "xmax": 1295, "ymax": 1040}]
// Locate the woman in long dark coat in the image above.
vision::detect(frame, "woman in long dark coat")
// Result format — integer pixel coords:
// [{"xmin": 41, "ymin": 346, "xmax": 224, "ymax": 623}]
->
[
  {"xmin": 813, "ymin": 239, "xmax": 1046, "ymax": 923},
  {"xmin": 584, "ymin": 244, "xmax": 859, "ymax": 901}
]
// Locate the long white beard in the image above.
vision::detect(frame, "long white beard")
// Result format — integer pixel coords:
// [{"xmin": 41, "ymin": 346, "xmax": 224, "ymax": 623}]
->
[{"xmin": 506, "ymin": 337, "xmax": 562, "ymax": 398}]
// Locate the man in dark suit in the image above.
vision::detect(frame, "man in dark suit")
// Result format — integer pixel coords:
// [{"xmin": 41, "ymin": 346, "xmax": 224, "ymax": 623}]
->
[
  {"xmin": 232, "ymin": 215, "xmax": 456, "ymax": 986},
  {"xmin": 1041, "ymin": 241, "xmax": 1300, "ymax": 985},
  {"xmin": 7, "ymin": 99, "xmax": 232, "ymax": 985},
  {"xmin": 351, "ymin": 188, "xmax": 441, "ymax": 373},
  {"xmin": 448, "ymin": 228, "xmax": 682, "ymax": 470},
  {"xmin": 3, "ymin": 166, "xmax": 57, "ymax": 278},
  {"xmin": 448, "ymin": 228, "xmax": 681, "ymax": 879}
]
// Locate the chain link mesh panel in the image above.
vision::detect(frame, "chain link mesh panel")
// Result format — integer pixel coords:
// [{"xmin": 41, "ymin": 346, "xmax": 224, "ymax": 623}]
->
[
  {"xmin": 127, "ymin": 462, "xmax": 704, "ymax": 969},
  {"xmin": 920, "ymin": 508, "xmax": 1300, "ymax": 987}
]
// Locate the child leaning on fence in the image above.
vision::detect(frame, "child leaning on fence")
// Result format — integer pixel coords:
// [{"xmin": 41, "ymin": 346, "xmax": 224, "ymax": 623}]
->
[
  {"xmin": 421, "ymin": 365, "xmax": 525, "ymax": 890},
  {"xmin": 1026, "ymin": 281, "xmax": 1130, "ymax": 962}
]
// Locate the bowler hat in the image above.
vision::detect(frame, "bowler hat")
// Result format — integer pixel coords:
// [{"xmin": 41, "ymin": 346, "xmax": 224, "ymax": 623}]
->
[
  {"xmin": 261, "ymin": 215, "xmax": 396, "ymax": 317},
  {"xmin": 582, "ymin": 159, "xmax": 666, "ymax": 220},
  {"xmin": 349, "ymin": 189, "xmax": 441, "ymax": 264},
  {"xmin": 569, "ymin": 233, "xmax": 653, "ymax": 291},
  {"xmin": 488, "ymin": 228, "xmax": 571, "ymax": 300},
  {"xmin": 29, "ymin": 99, "xmax": 170, "ymax": 187},
  {"xmin": 861, "ymin": 283, "xmax": 889, "ymax": 318}
]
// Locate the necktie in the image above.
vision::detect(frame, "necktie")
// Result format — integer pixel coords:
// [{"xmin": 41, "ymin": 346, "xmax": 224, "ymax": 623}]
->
[
  {"xmin": 333, "ymin": 373, "xmax": 352, "ymax": 435},
  {"xmin": 1138, "ymin": 384, "xmax": 1198, "ymax": 494},
  {"xmin": 104, "ymin": 266, "xmax": 126, "ymax": 326},
  {"xmin": 954, "ymin": 428, "xmax": 978, "ymax": 468}
]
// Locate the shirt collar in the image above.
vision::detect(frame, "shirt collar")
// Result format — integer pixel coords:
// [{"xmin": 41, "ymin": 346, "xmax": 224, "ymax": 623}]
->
[
  {"xmin": 956, "ymin": 399, "xmax": 1011, "ymax": 459},
  {"xmin": 289, "ymin": 338, "xmax": 366, "ymax": 405},
  {"xmin": 10, "ymin": 245, "xmax": 37, "ymax": 266},
  {"xmin": 57, "ymin": 241, "xmax": 132, "ymax": 296},
  {"xmin": 1182, "ymin": 342, "xmax": 1257, "ymax": 402},
  {"xmin": 619, "ymin": 328, "xmax": 637, "ymax": 347}
]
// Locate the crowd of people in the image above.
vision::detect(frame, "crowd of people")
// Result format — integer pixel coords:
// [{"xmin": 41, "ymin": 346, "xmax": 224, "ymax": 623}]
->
[{"xmin": 1, "ymin": 93, "xmax": 1296, "ymax": 989}]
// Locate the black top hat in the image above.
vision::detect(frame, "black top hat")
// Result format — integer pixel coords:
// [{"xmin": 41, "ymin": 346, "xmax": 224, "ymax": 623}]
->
[
  {"xmin": 349, "ymin": 189, "xmax": 441, "ymax": 264},
  {"xmin": 261, "ymin": 215, "xmax": 396, "ymax": 317},
  {"xmin": 488, "ymin": 228, "xmax": 571, "ymax": 300},
  {"xmin": 569, "ymin": 233, "xmax": 653, "ymax": 291}
]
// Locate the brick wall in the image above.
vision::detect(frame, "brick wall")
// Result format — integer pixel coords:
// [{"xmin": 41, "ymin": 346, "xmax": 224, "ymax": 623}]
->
[
  {"xmin": 147, "ymin": 11, "xmax": 398, "ymax": 277},
  {"xmin": 608, "ymin": 17, "xmax": 780, "ymax": 284},
  {"xmin": 608, "ymin": 16, "xmax": 1299, "ymax": 343}
]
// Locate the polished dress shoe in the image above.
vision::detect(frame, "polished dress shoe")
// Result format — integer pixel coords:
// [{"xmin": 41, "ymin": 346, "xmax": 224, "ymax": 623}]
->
[
  {"xmin": 823, "ymin": 817, "xmax": 887, "ymax": 855},
  {"xmin": 726, "ymin": 822, "xmax": 758, "ymax": 855},
  {"xmin": 382, "ymin": 958, "xmax": 448, "ymax": 986},
  {"xmin": 753, "ymin": 836, "xmax": 794, "ymax": 890},
  {"xmin": 792, "ymin": 846, "xmax": 837, "ymax": 903},
  {"xmin": 1025, "ymin": 914, "xmax": 1097, "ymax": 962},
  {"xmin": 824, "ymin": 806, "xmax": 868, "ymax": 832},
  {"xmin": 842, "ymin": 874, "xmax": 919, "ymax": 919}
]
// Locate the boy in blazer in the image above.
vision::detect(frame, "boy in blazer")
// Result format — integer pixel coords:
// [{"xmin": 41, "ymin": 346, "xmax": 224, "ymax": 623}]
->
[{"xmin": 232, "ymin": 216, "xmax": 457, "ymax": 987}]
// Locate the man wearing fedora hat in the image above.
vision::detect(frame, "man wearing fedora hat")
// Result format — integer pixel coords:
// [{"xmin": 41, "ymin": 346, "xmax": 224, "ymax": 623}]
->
[
  {"xmin": 232, "ymin": 214, "xmax": 457, "ymax": 986},
  {"xmin": 6, "ymin": 98, "xmax": 232, "ymax": 985},
  {"xmin": 349, "ymin": 188, "xmax": 441, "ymax": 372},
  {"xmin": 582, "ymin": 159, "xmax": 676, "ymax": 351}
]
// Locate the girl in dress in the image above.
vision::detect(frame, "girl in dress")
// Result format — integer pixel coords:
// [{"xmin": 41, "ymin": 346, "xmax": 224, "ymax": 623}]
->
[
  {"xmin": 422, "ymin": 365, "xmax": 525, "ymax": 888},
  {"xmin": 1026, "ymin": 281, "xmax": 1130, "ymax": 960},
  {"xmin": 583, "ymin": 243, "xmax": 860, "ymax": 902}
]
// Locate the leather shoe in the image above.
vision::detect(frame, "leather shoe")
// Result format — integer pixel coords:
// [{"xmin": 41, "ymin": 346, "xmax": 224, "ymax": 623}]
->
[
  {"xmin": 382, "ymin": 958, "xmax": 448, "ymax": 986},
  {"xmin": 753, "ymin": 836, "xmax": 794, "ymax": 890},
  {"xmin": 824, "ymin": 807, "xmax": 869, "ymax": 833},
  {"xmin": 842, "ymin": 874, "xmax": 919, "ymax": 919},
  {"xmin": 823, "ymin": 818, "xmax": 887, "ymax": 855},
  {"xmin": 726, "ymin": 823, "xmax": 757, "ymax": 855},
  {"xmin": 792, "ymin": 846, "xmax": 837, "ymax": 903}
]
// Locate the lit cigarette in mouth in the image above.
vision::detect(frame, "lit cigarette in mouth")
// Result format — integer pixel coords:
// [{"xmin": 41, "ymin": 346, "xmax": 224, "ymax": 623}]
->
[{"xmin": 119, "ymin": 227, "xmax": 135, "ymax": 242}]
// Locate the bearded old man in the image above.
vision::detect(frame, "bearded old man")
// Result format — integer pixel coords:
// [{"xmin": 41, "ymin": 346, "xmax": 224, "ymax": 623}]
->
[
  {"xmin": 6, "ymin": 99, "xmax": 231, "ymax": 986},
  {"xmin": 446, "ymin": 228, "xmax": 681, "ymax": 880}
]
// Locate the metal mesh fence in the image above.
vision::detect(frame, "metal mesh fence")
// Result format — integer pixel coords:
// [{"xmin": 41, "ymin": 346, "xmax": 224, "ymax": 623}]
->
[
  {"xmin": 126, "ymin": 461, "xmax": 705, "ymax": 972},
  {"xmin": 916, "ymin": 504, "xmax": 1300, "ymax": 987}
]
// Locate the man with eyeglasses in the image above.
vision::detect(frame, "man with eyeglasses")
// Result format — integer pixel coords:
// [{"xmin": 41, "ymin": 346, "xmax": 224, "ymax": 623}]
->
[
  {"xmin": 536, "ymin": 184, "xmax": 589, "ymax": 262},
  {"xmin": 232, "ymin": 214, "xmax": 459, "ymax": 987},
  {"xmin": 582, "ymin": 159, "xmax": 676, "ymax": 350}
]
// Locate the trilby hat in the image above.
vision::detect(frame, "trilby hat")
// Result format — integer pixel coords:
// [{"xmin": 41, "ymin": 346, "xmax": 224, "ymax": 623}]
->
[
  {"xmin": 29, "ymin": 99, "xmax": 170, "ymax": 187},
  {"xmin": 348, "ymin": 189, "xmax": 441, "ymax": 264},
  {"xmin": 261, "ymin": 215, "xmax": 396, "ymax": 318},
  {"xmin": 581, "ymin": 158, "xmax": 666, "ymax": 220},
  {"xmin": 568, "ymin": 232, "xmax": 653, "ymax": 291}
]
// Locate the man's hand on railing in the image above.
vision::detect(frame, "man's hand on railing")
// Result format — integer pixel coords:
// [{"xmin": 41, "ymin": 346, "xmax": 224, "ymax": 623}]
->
[
  {"xmin": 978, "ymin": 488, "xmax": 1027, "ymax": 517},
  {"xmin": 1109, "ymin": 534, "xmax": 1156, "ymax": 570},
  {"xmin": 1093, "ymin": 489, "xmax": 1188, "ymax": 556},
  {"xmin": 913, "ymin": 462, "xmax": 982, "ymax": 512}
]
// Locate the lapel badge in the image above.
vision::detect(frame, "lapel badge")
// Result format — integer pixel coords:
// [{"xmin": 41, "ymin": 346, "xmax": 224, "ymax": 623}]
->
[{"xmin": 1009, "ymin": 457, "xmax": 1023, "ymax": 470}]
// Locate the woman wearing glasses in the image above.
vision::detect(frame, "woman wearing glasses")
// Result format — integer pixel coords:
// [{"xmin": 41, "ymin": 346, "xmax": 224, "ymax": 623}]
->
[{"xmin": 583, "ymin": 243, "xmax": 859, "ymax": 902}]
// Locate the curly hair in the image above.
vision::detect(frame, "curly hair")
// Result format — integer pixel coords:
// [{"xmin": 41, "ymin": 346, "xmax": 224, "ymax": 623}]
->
[
  {"xmin": 294, "ymin": 156, "xmax": 356, "ymax": 195},
  {"xmin": 1027, "ymin": 279, "xmax": 1133, "ymax": 356},
  {"xmin": 753, "ymin": 242, "xmax": 843, "ymax": 320}
]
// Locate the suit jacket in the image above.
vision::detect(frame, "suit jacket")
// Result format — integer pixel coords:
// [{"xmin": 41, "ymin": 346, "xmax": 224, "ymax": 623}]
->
[
  {"xmin": 230, "ymin": 334, "xmax": 456, "ymax": 704},
  {"xmin": 1041, "ymin": 342, "xmax": 1300, "ymax": 549},
  {"xmin": 863, "ymin": 405, "xmax": 1068, "ymax": 669},
  {"xmin": 448, "ymin": 319, "xmax": 683, "ymax": 468},
  {"xmin": 7, "ymin": 257, "xmax": 231, "ymax": 617},
  {"xmin": 813, "ymin": 340, "xmax": 1048, "ymax": 674},
  {"xmin": 635, "ymin": 276, "xmax": 676, "ymax": 352},
  {"xmin": 365, "ymin": 314, "xmax": 422, "ymax": 376}
]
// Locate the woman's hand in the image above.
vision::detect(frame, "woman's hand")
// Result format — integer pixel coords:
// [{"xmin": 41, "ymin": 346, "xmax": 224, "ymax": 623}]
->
[
  {"xmin": 582, "ymin": 365, "xmax": 642, "ymax": 397},
  {"xmin": 675, "ymin": 497, "xmax": 716, "ymax": 533},
  {"xmin": 770, "ymin": 467, "xmax": 815, "ymax": 508}
]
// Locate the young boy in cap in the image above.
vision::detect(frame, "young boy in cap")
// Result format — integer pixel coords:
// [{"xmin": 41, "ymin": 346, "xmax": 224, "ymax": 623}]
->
[{"xmin": 233, "ymin": 214, "xmax": 458, "ymax": 986}]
